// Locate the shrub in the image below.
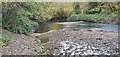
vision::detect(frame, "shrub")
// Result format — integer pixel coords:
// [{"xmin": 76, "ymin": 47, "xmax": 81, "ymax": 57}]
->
[
  {"xmin": 0, "ymin": 34, "xmax": 11, "ymax": 47},
  {"xmin": 35, "ymin": 38, "xmax": 46, "ymax": 54},
  {"xmin": 2, "ymin": 4, "xmax": 38, "ymax": 35},
  {"xmin": 2, "ymin": 2, "xmax": 39, "ymax": 35},
  {"xmin": 2, "ymin": 14, "xmax": 37, "ymax": 35}
]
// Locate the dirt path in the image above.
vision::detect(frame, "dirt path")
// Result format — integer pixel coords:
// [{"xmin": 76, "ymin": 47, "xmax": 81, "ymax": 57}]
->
[{"xmin": 0, "ymin": 30, "xmax": 39, "ymax": 55}]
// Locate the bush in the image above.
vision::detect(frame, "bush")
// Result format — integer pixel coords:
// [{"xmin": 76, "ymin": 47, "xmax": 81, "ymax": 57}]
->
[
  {"xmin": 2, "ymin": 15, "xmax": 36, "ymax": 35},
  {"xmin": 2, "ymin": 2, "xmax": 39, "ymax": 35}
]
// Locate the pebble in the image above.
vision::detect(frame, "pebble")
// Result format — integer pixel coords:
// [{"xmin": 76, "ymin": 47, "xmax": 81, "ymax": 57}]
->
[
  {"xmin": 57, "ymin": 40, "xmax": 118, "ymax": 55},
  {"xmin": 86, "ymin": 50, "xmax": 94, "ymax": 55},
  {"xmin": 92, "ymin": 47, "xmax": 98, "ymax": 50},
  {"xmin": 71, "ymin": 51, "xmax": 75, "ymax": 55},
  {"xmin": 93, "ymin": 52, "xmax": 99, "ymax": 55},
  {"xmin": 2, "ymin": 29, "xmax": 118, "ymax": 55},
  {"xmin": 77, "ymin": 45, "xmax": 82, "ymax": 48}
]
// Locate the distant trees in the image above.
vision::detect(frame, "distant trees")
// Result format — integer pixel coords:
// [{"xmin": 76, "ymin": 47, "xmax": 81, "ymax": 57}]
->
[
  {"xmin": 3, "ymin": 2, "xmax": 118, "ymax": 22},
  {"xmin": 73, "ymin": 2, "xmax": 119, "ymax": 14},
  {"xmin": 28, "ymin": 2, "xmax": 57, "ymax": 22},
  {"xmin": 2, "ymin": 2, "xmax": 119, "ymax": 34}
]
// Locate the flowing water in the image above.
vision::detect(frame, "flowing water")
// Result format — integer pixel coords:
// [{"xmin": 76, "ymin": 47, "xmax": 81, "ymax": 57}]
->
[{"xmin": 35, "ymin": 21, "xmax": 119, "ymax": 33}]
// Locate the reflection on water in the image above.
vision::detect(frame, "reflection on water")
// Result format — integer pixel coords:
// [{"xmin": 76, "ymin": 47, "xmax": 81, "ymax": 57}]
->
[
  {"xmin": 36, "ymin": 23, "xmax": 64, "ymax": 33},
  {"xmin": 35, "ymin": 21, "xmax": 119, "ymax": 33}
]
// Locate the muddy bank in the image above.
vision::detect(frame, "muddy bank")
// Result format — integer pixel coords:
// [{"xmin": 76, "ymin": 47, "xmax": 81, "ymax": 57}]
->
[{"xmin": 34, "ymin": 29, "xmax": 119, "ymax": 55}]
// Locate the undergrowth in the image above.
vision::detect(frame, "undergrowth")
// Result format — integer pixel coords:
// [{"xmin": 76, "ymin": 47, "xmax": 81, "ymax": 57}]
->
[
  {"xmin": 35, "ymin": 38, "xmax": 46, "ymax": 55},
  {"xmin": 0, "ymin": 34, "xmax": 11, "ymax": 47}
]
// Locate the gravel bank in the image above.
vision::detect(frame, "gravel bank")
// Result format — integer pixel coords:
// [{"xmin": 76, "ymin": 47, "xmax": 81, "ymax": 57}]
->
[
  {"xmin": 0, "ymin": 29, "xmax": 119, "ymax": 55},
  {"xmin": 34, "ymin": 29, "xmax": 119, "ymax": 55},
  {"xmin": 0, "ymin": 30, "xmax": 40, "ymax": 55}
]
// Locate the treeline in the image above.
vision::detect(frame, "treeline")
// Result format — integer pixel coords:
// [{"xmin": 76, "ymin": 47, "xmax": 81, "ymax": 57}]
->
[{"xmin": 2, "ymin": 2, "xmax": 119, "ymax": 34}]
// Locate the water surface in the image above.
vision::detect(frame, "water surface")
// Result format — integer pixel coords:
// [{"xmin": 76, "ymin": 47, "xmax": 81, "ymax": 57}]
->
[{"xmin": 35, "ymin": 21, "xmax": 119, "ymax": 33}]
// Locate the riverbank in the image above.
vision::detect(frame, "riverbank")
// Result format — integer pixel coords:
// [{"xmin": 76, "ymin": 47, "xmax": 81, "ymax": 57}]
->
[
  {"xmin": 0, "ymin": 28, "xmax": 119, "ymax": 55},
  {"xmin": 67, "ymin": 14, "xmax": 118, "ymax": 24},
  {"xmin": 33, "ymin": 28, "xmax": 119, "ymax": 55},
  {"xmin": 0, "ymin": 30, "xmax": 40, "ymax": 55}
]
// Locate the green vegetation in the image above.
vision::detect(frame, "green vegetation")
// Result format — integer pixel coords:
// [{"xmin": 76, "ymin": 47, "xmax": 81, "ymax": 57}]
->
[
  {"xmin": 2, "ymin": 2, "xmax": 119, "ymax": 35},
  {"xmin": 68, "ymin": 13, "xmax": 118, "ymax": 22},
  {"xmin": 35, "ymin": 38, "xmax": 46, "ymax": 55},
  {"xmin": 1, "ymin": 2, "xmax": 119, "ymax": 55},
  {"xmin": 0, "ymin": 34, "xmax": 11, "ymax": 47},
  {"xmin": 2, "ymin": 15, "xmax": 36, "ymax": 35},
  {"xmin": 2, "ymin": 2, "xmax": 37, "ymax": 35},
  {"xmin": 28, "ymin": 2, "xmax": 57, "ymax": 22}
]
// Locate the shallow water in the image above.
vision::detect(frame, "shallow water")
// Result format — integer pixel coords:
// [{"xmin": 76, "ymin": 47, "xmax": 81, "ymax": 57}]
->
[{"xmin": 35, "ymin": 21, "xmax": 119, "ymax": 33}]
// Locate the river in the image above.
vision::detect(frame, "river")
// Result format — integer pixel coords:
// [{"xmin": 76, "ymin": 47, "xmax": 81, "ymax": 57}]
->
[{"xmin": 35, "ymin": 21, "xmax": 119, "ymax": 33}]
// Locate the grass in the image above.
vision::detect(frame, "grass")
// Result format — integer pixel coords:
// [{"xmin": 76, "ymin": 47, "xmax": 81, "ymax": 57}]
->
[
  {"xmin": 68, "ymin": 13, "xmax": 117, "ymax": 22},
  {"xmin": 0, "ymin": 34, "xmax": 11, "ymax": 47},
  {"xmin": 35, "ymin": 38, "xmax": 46, "ymax": 55}
]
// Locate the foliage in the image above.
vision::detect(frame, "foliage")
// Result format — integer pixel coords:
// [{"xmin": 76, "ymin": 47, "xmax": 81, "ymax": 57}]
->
[
  {"xmin": 0, "ymin": 34, "xmax": 11, "ymax": 47},
  {"xmin": 2, "ymin": 2, "xmax": 119, "ymax": 35},
  {"xmin": 2, "ymin": 11, "xmax": 36, "ymax": 35},
  {"xmin": 28, "ymin": 2, "xmax": 57, "ymax": 22},
  {"xmin": 68, "ymin": 13, "xmax": 117, "ymax": 22},
  {"xmin": 62, "ymin": 3, "xmax": 75, "ymax": 17},
  {"xmin": 35, "ymin": 38, "xmax": 46, "ymax": 54},
  {"xmin": 73, "ymin": 2, "xmax": 119, "ymax": 14},
  {"xmin": 4, "ymin": 16, "xmax": 32, "ymax": 35},
  {"xmin": 2, "ymin": 2, "xmax": 37, "ymax": 35}
]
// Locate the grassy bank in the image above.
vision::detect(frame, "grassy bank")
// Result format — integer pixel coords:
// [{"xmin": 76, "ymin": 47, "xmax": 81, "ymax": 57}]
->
[{"xmin": 68, "ymin": 13, "xmax": 118, "ymax": 24}]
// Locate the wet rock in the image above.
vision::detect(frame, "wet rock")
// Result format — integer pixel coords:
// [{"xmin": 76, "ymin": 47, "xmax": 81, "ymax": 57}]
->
[{"xmin": 96, "ymin": 38, "xmax": 102, "ymax": 40}]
